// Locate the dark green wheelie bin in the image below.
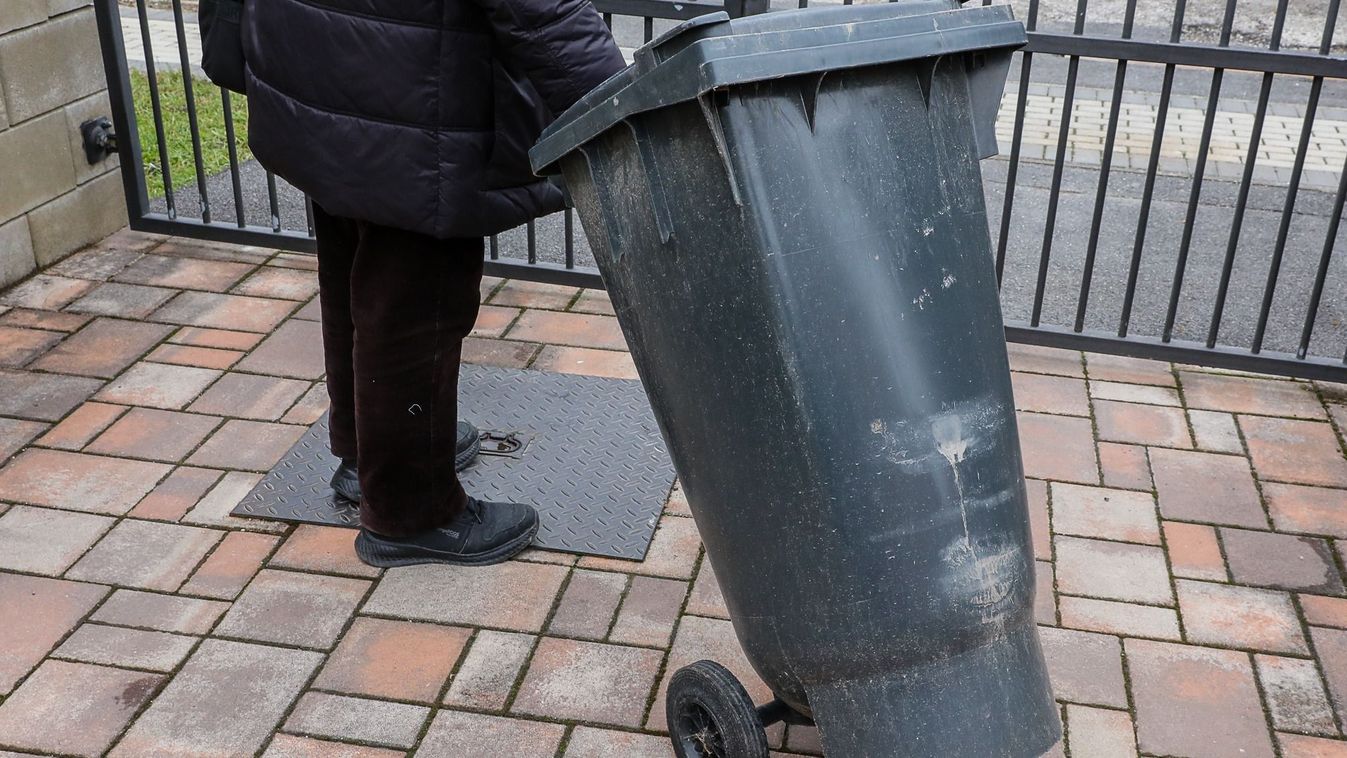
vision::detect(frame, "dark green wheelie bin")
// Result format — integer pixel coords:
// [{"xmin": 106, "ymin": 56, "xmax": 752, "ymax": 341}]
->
[{"xmin": 531, "ymin": 3, "xmax": 1059, "ymax": 756}]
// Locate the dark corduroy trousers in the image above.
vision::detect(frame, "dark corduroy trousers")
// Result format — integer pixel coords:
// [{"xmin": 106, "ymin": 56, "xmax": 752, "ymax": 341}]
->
[{"xmin": 312, "ymin": 203, "xmax": 483, "ymax": 538}]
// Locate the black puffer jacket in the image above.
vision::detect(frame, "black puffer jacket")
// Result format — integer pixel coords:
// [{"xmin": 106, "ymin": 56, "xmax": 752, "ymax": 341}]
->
[{"xmin": 243, "ymin": 0, "xmax": 625, "ymax": 238}]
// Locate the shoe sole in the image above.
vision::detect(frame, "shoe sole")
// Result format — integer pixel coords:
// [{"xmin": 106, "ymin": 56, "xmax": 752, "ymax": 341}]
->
[{"xmin": 353, "ymin": 519, "xmax": 539, "ymax": 568}]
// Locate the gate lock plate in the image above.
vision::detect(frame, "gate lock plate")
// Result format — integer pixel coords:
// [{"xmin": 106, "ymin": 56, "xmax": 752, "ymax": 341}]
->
[{"xmin": 478, "ymin": 430, "xmax": 530, "ymax": 458}]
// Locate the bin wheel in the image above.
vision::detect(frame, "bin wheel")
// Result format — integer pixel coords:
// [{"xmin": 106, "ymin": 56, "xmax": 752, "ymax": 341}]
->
[{"xmin": 666, "ymin": 660, "xmax": 770, "ymax": 758}]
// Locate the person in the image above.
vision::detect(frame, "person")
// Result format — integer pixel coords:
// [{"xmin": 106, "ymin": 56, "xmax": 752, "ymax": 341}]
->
[{"xmin": 242, "ymin": 0, "xmax": 626, "ymax": 567}]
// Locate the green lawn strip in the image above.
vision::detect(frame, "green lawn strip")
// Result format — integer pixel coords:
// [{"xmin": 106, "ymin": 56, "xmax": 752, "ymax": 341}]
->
[{"xmin": 130, "ymin": 68, "xmax": 251, "ymax": 198}]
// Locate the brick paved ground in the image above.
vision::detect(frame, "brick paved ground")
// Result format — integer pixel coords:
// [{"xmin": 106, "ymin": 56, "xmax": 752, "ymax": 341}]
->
[{"xmin": 0, "ymin": 229, "xmax": 1346, "ymax": 757}]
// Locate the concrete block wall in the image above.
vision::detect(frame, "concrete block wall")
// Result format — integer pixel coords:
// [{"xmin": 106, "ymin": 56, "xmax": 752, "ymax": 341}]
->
[{"xmin": 0, "ymin": 0, "xmax": 126, "ymax": 289}]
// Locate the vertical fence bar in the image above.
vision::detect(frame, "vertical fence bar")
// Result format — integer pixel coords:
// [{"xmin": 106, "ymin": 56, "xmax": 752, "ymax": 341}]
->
[
  {"xmin": 1252, "ymin": 0, "xmax": 1341, "ymax": 353},
  {"xmin": 1029, "ymin": 0, "xmax": 1089, "ymax": 327},
  {"xmin": 94, "ymin": 0, "xmax": 151, "ymax": 219},
  {"xmin": 490, "ymin": 235, "xmax": 500, "ymax": 261},
  {"xmin": 135, "ymin": 0, "xmax": 177, "ymax": 216},
  {"xmin": 564, "ymin": 209, "xmax": 576, "ymax": 269},
  {"xmin": 1073, "ymin": 0, "xmax": 1138, "ymax": 332},
  {"xmin": 170, "ymin": 0, "xmax": 212, "ymax": 223},
  {"xmin": 994, "ymin": 0, "xmax": 1039, "ymax": 285},
  {"xmin": 527, "ymin": 221, "xmax": 538, "ymax": 264},
  {"xmin": 1206, "ymin": 0, "xmax": 1290, "ymax": 348},
  {"xmin": 304, "ymin": 195, "xmax": 316, "ymax": 237},
  {"xmin": 264, "ymin": 170, "xmax": 282, "ymax": 233},
  {"xmin": 221, "ymin": 90, "xmax": 246, "ymax": 227},
  {"xmin": 1297, "ymin": 153, "xmax": 1347, "ymax": 360},
  {"xmin": 644, "ymin": 16, "xmax": 654, "ymax": 43}
]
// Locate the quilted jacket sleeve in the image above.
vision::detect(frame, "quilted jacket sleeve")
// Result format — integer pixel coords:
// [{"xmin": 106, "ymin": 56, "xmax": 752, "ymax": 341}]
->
[{"xmin": 471, "ymin": 0, "xmax": 627, "ymax": 115}]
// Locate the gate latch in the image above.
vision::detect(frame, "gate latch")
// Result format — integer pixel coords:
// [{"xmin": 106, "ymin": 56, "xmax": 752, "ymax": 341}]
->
[
  {"xmin": 80, "ymin": 117, "xmax": 117, "ymax": 164},
  {"xmin": 478, "ymin": 430, "xmax": 528, "ymax": 458}
]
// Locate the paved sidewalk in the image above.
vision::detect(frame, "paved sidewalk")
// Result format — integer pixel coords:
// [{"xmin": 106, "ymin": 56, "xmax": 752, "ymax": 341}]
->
[{"xmin": 0, "ymin": 229, "xmax": 1345, "ymax": 756}]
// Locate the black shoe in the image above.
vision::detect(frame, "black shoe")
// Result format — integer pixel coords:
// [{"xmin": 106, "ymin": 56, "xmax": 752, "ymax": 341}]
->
[
  {"xmin": 330, "ymin": 420, "xmax": 483, "ymax": 504},
  {"xmin": 354, "ymin": 498, "xmax": 540, "ymax": 567}
]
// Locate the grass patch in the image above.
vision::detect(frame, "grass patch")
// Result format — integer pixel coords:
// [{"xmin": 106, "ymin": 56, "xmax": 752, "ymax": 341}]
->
[{"xmin": 129, "ymin": 68, "xmax": 251, "ymax": 197}]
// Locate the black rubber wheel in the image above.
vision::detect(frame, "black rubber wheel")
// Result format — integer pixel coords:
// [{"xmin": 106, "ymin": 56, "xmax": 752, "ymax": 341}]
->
[{"xmin": 666, "ymin": 660, "xmax": 770, "ymax": 758}]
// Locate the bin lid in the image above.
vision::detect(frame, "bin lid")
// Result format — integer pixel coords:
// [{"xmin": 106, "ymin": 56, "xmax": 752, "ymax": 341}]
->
[{"xmin": 530, "ymin": 0, "xmax": 1025, "ymax": 174}]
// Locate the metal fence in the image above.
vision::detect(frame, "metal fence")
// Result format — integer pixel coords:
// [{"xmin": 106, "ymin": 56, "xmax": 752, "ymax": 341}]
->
[{"xmin": 94, "ymin": 0, "xmax": 1347, "ymax": 380}]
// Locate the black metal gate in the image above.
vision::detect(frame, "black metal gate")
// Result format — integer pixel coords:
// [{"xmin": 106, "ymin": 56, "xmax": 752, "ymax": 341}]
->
[{"xmin": 94, "ymin": 0, "xmax": 1347, "ymax": 380}]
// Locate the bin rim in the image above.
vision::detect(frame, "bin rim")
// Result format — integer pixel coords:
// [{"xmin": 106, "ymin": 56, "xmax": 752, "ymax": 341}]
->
[{"xmin": 530, "ymin": 1, "xmax": 1026, "ymax": 175}]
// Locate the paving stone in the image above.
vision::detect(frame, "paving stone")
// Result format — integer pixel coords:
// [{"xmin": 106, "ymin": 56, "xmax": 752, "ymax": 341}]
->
[
  {"xmin": 0, "ymin": 449, "xmax": 169, "ymax": 514},
  {"xmin": 1097, "ymin": 442, "xmax": 1152, "ymax": 490},
  {"xmin": 1090, "ymin": 380, "xmax": 1181, "ymax": 407},
  {"xmin": 1303, "ymin": 594, "xmax": 1347, "ymax": 629},
  {"xmin": 570, "ymin": 289, "xmax": 615, "ymax": 316},
  {"xmin": 315, "ymin": 617, "xmax": 470, "ymax": 703},
  {"xmin": 282, "ymin": 382, "xmax": 330, "ymax": 425},
  {"xmin": 508, "ymin": 310, "xmax": 628, "ymax": 350},
  {"xmin": 1025, "ymin": 478, "xmax": 1051, "ymax": 561},
  {"xmin": 649, "ymin": 615, "xmax": 772, "ymax": 732},
  {"xmin": 0, "ymin": 660, "xmax": 161, "ymax": 757},
  {"xmin": 365, "ymin": 561, "xmax": 566, "ymax": 631},
  {"xmin": 187, "ymin": 419, "xmax": 307, "ymax": 471},
  {"xmin": 1037, "ymin": 626, "xmax": 1128, "ymax": 708},
  {"xmin": 1163, "ymin": 520, "xmax": 1228, "ymax": 581},
  {"xmin": 1177, "ymin": 579, "xmax": 1308, "ymax": 654},
  {"xmin": 1279, "ymin": 733, "xmax": 1347, "ymax": 758},
  {"xmin": 1084, "ymin": 352, "xmax": 1173, "ymax": 386},
  {"xmin": 235, "ymin": 319, "xmax": 325, "ymax": 379},
  {"xmin": 189, "ymin": 373, "xmax": 309, "ymax": 420},
  {"xmin": 67, "ymin": 519, "xmax": 221, "ymax": 591},
  {"xmin": 66, "ymin": 282, "xmax": 176, "ymax": 319},
  {"xmin": 0, "ymin": 505, "xmax": 113, "ymax": 574},
  {"xmin": 461, "ymin": 336, "xmax": 539, "ymax": 368},
  {"xmin": 292, "ymin": 296, "xmax": 322, "ymax": 320},
  {"xmin": 665, "ymin": 480, "xmax": 691, "ymax": 517},
  {"xmin": 784, "ymin": 725, "xmax": 820, "ymax": 755},
  {"xmin": 548, "ymin": 569, "xmax": 627, "ymax": 639},
  {"xmin": 262, "ymin": 734, "xmax": 404, "ymax": 758},
  {"xmin": 1221, "ymin": 528, "xmax": 1344, "ymax": 595},
  {"xmin": 0, "ymin": 307, "xmax": 90, "ymax": 332},
  {"xmin": 283, "ymin": 692, "xmax": 428, "ymax": 750},
  {"xmin": 515, "ymin": 547, "xmax": 578, "ymax": 566},
  {"xmin": 111, "ymin": 639, "xmax": 323, "ymax": 757},
  {"xmin": 1094, "ymin": 399, "xmax": 1193, "ymax": 448},
  {"xmin": 471, "ymin": 304, "xmax": 521, "ymax": 338},
  {"xmin": 1065, "ymin": 705, "xmax": 1136, "ymax": 758},
  {"xmin": 610, "ymin": 575, "xmax": 688, "ymax": 647},
  {"xmin": 36, "ymin": 401, "xmax": 126, "ymax": 450},
  {"xmin": 152, "ymin": 238, "xmax": 271, "ymax": 265},
  {"xmin": 1126, "ymin": 638, "xmax": 1275, "ymax": 758},
  {"xmin": 1241, "ymin": 416, "xmax": 1347, "ymax": 487},
  {"xmin": 180, "ymin": 531, "xmax": 280, "ymax": 599},
  {"xmin": 1054, "ymin": 535, "xmax": 1173, "ymax": 605},
  {"xmin": 1266, "ymin": 483, "xmax": 1347, "ymax": 538},
  {"xmin": 1016, "ymin": 412, "xmax": 1099, "ymax": 485},
  {"xmin": 1008, "ymin": 344, "xmax": 1084, "ymax": 378},
  {"xmin": 417, "ymin": 710, "xmax": 564, "ymax": 758},
  {"xmin": 182, "ymin": 470, "xmax": 285, "ymax": 532},
  {"xmin": 113, "ymin": 254, "xmax": 254, "ymax": 292},
  {"xmin": 129, "ymin": 466, "xmax": 222, "ymax": 521},
  {"xmin": 580, "ymin": 515, "xmax": 702, "ymax": 579},
  {"xmin": 53, "ymin": 623, "xmax": 196, "ymax": 673},
  {"xmin": 0, "ymin": 368, "xmax": 101, "ymax": 421},
  {"xmin": 232, "ymin": 267, "xmax": 319, "ymax": 301},
  {"xmin": 563, "ymin": 726, "xmax": 673, "ymax": 757},
  {"xmin": 47, "ymin": 247, "xmax": 143, "ymax": 281},
  {"xmin": 0, "ymin": 574, "xmax": 107, "ymax": 694},
  {"xmin": 215, "ymin": 569, "xmax": 369, "ymax": 649},
  {"xmin": 91, "ymin": 589, "xmax": 227, "ymax": 635},
  {"xmin": 29, "ymin": 318, "xmax": 173, "ymax": 378},
  {"xmin": 95, "ymin": 361, "xmax": 222, "ymax": 409},
  {"xmin": 1035, "ymin": 560, "xmax": 1057, "ymax": 625},
  {"xmin": 0, "ymin": 418, "xmax": 41, "ymax": 464},
  {"xmin": 169, "ymin": 325, "xmax": 264, "ymax": 351},
  {"xmin": 1181, "ymin": 371, "xmax": 1326, "ymax": 420},
  {"xmin": 490, "ymin": 280, "xmax": 579, "ymax": 310},
  {"xmin": 444, "ymin": 630, "xmax": 535, "ymax": 710},
  {"xmin": 0, "ymin": 326, "xmax": 60, "ymax": 367},
  {"xmin": 1256, "ymin": 654, "xmax": 1338, "ymax": 736},
  {"xmin": 1058, "ymin": 595, "xmax": 1181, "ymax": 640},
  {"xmin": 533, "ymin": 345, "xmax": 639, "ymax": 380},
  {"xmin": 1050, "ymin": 483, "xmax": 1160, "ymax": 544},
  {"xmin": 0, "ymin": 275, "xmax": 92, "ymax": 310},
  {"xmin": 1310, "ymin": 626, "xmax": 1347, "ymax": 725},
  {"xmin": 1010, "ymin": 372, "xmax": 1090, "ymax": 416},
  {"xmin": 1150, "ymin": 448, "xmax": 1268, "ymax": 528},
  {"xmin": 152, "ymin": 291, "xmax": 296, "ymax": 333},
  {"xmin": 1189, "ymin": 409, "xmax": 1244, "ymax": 453},
  {"xmin": 86, "ymin": 408, "xmax": 221, "ymax": 462},
  {"xmin": 512, "ymin": 637, "xmax": 663, "ymax": 727},
  {"xmin": 145, "ymin": 343, "xmax": 243, "ymax": 370},
  {"xmin": 269, "ymin": 524, "xmax": 378, "ymax": 578}
]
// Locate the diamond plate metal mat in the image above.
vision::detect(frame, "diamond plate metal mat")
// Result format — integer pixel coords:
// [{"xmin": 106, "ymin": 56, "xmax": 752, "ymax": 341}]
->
[{"xmin": 232, "ymin": 365, "xmax": 676, "ymax": 560}]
